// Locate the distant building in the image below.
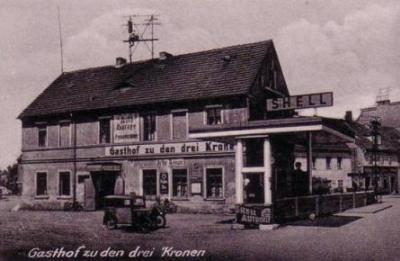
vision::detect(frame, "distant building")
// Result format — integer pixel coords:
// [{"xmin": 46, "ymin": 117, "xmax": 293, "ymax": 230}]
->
[{"xmin": 357, "ymin": 99, "xmax": 400, "ymax": 129}]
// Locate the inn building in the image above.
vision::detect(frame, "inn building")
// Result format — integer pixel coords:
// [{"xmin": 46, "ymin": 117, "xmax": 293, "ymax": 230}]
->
[{"xmin": 18, "ymin": 40, "xmax": 355, "ymax": 212}]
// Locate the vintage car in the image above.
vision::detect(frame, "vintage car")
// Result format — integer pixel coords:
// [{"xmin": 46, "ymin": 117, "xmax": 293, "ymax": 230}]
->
[{"xmin": 103, "ymin": 194, "xmax": 166, "ymax": 231}]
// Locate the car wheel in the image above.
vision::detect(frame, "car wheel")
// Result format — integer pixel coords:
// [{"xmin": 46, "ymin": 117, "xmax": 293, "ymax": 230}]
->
[
  {"xmin": 156, "ymin": 215, "xmax": 166, "ymax": 228},
  {"xmin": 105, "ymin": 218, "xmax": 117, "ymax": 230}
]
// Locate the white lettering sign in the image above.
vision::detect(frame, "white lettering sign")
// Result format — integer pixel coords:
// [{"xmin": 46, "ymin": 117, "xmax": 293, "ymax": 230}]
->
[
  {"xmin": 266, "ymin": 92, "xmax": 333, "ymax": 111},
  {"xmin": 113, "ymin": 113, "xmax": 139, "ymax": 143},
  {"xmin": 105, "ymin": 142, "xmax": 235, "ymax": 157}
]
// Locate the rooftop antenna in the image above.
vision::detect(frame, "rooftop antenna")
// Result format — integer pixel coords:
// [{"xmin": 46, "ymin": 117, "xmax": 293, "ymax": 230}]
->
[
  {"xmin": 57, "ymin": 5, "xmax": 64, "ymax": 74},
  {"xmin": 123, "ymin": 14, "xmax": 161, "ymax": 63},
  {"xmin": 376, "ymin": 87, "xmax": 391, "ymax": 103}
]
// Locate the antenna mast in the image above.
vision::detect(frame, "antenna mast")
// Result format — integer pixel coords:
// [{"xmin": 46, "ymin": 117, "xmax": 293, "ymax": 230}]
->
[
  {"xmin": 123, "ymin": 14, "xmax": 160, "ymax": 63},
  {"xmin": 57, "ymin": 6, "xmax": 64, "ymax": 74}
]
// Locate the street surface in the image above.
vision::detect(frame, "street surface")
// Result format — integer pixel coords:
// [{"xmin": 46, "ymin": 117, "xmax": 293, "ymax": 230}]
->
[{"xmin": 0, "ymin": 196, "xmax": 399, "ymax": 260}]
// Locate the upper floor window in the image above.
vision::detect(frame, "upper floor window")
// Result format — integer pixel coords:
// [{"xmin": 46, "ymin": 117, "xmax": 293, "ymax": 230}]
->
[
  {"xmin": 38, "ymin": 125, "xmax": 47, "ymax": 147},
  {"xmin": 326, "ymin": 157, "xmax": 331, "ymax": 169},
  {"xmin": 337, "ymin": 157, "xmax": 342, "ymax": 169},
  {"xmin": 143, "ymin": 113, "xmax": 156, "ymax": 141},
  {"xmin": 205, "ymin": 106, "xmax": 222, "ymax": 125},
  {"xmin": 99, "ymin": 118, "xmax": 111, "ymax": 144},
  {"xmin": 59, "ymin": 122, "xmax": 71, "ymax": 147}
]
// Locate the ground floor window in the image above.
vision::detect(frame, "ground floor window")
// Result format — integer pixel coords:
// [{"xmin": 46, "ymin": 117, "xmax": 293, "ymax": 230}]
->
[
  {"xmin": 172, "ymin": 169, "xmax": 187, "ymax": 197},
  {"xmin": 143, "ymin": 169, "xmax": 157, "ymax": 196},
  {"xmin": 205, "ymin": 168, "xmax": 223, "ymax": 198},
  {"xmin": 36, "ymin": 172, "xmax": 47, "ymax": 196},
  {"xmin": 59, "ymin": 171, "xmax": 71, "ymax": 196}
]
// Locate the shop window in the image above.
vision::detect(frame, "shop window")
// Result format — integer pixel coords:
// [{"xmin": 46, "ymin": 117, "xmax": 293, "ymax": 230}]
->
[
  {"xmin": 59, "ymin": 122, "xmax": 70, "ymax": 147},
  {"xmin": 326, "ymin": 157, "xmax": 331, "ymax": 169},
  {"xmin": 99, "ymin": 118, "xmax": 111, "ymax": 144},
  {"xmin": 36, "ymin": 172, "xmax": 47, "ymax": 196},
  {"xmin": 205, "ymin": 106, "xmax": 222, "ymax": 125},
  {"xmin": 337, "ymin": 157, "xmax": 342, "ymax": 170},
  {"xmin": 143, "ymin": 169, "xmax": 157, "ymax": 196},
  {"xmin": 38, "ymin": 125, "xmax": 47, "ymax": 147},
  {"xmin": 338, "ymin": 179, "xmax": 343, "ymax": 188},
  {"xmin": 205, "ymin": 168, "xmax": 223, "ymax": 198},
  {"xmin": 143, "ymin": 113, "xmax": 156, "ymax": 141},
  {"xmin": 312, "ymin": 157, "xmax": 316, "ymax": 170},
  {"xmin": 172, "ymin": 169, "xmax": 187, "ymax": 197},
  {"xmin": 59, "ymin": 171, "xmax": 71, "ymax": 196}
]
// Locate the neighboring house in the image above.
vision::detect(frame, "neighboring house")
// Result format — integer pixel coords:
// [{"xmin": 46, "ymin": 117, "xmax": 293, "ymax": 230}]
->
[
  {"xmin": 357, "ymin": 99, "xmax": 400, "ymax": 129},
  {"xmin": 295, "ymin": 142, "xmax": 353, "ymax": 192},
  {"xmin": 347, "ymin": 118, "xmax": 400, "ymax": 194}
]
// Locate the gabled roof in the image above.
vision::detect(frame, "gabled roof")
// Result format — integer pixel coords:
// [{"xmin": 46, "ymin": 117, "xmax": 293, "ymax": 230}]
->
[
  {"xmin": 357, "ymin": 100, "xmax": 400, "ymax": 128},
  {"xmin": 19, "ymin": 40, "xmax": 275, "ymax": 119}
]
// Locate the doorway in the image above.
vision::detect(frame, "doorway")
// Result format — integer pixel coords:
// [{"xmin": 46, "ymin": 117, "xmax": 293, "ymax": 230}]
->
[
  {"xmin": 89, "ymin": 172, "xmax": 118, "ymax": 209},
  {"xmin": 244, "ymin": 173, "xmax": 264, "ymax": 204}
]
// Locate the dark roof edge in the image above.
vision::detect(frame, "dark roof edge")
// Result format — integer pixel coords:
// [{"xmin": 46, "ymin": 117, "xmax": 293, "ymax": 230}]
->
[{"xmin": 17, "ymin": 73, "xmax": 66, "ymax": 120}]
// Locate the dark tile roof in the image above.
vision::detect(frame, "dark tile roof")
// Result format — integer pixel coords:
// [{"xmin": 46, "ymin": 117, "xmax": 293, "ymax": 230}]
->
[
  {"xmin": 347, "ymin": 121, "xmax": 400, "ymax": 152},
  {"xmin": 19, "ymin": 40, "xmax": 274, "ymax": 119},
  {"xmin": 357, "ymin": 100, "xmax": 400, "ymax": 128}
]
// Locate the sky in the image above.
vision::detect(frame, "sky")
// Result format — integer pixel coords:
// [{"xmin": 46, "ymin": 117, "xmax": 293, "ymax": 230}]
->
[{"xmin": 0, "ymin": 0, "xmax": 399, "ymax": 169}]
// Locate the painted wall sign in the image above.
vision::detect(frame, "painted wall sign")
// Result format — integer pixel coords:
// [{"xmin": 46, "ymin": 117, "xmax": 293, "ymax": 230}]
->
[
  {"xmin": 236, "ymin": 205, "xmax": 272, "ymax": 225},
  {"xmin": 266, "ymin": 92, "xmax": 333, "ymax": 111},
  {"xmin": 159, "ymin": 172, "xmax": 169, "ymax": 194},
  {"xmin": 113, "ymin": 113, "xmax": 140, "ymax": 143},
  {"xmin": 105, "ymin": 141, "xmax": 235, "ymax": 157}
]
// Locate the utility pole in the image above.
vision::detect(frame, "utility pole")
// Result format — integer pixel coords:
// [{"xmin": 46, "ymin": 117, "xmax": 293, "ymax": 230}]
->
[{"xmin": 370, "ymin": 118, "xmax": 381, "ymax": 201}]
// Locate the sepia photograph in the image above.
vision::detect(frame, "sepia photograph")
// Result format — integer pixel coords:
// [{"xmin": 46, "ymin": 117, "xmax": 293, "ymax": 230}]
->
[{"xmin": 0, "ymin": 0, "xmax": 399, "ymax": 260}]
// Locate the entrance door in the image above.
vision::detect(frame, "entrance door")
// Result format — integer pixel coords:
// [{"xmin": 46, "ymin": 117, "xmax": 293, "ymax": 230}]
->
[
  {"xmin": 244, "ymin": 173, "xmax": 264, "ymax": 204},
  {"xmin": 91, "ymin": 172, "xmax": 117, "ymax": 209},
  {"xmin": 84, "ymin": 179, "xmax": 96, "ymax": 211}
]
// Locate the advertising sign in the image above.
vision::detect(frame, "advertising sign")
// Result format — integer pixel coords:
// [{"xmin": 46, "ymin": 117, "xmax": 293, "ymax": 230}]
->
[
  {"xmin": 159, "ymin": 172, "xmax": 169, "ymax": 194},
  {"xmin": 266, "ymin": 92, "xmax": 333, "ymax": 111},
  {"xmin": 236, "ymin": 205, "xmax": 272, "ymax": 225},
  {"xmin": 113, "ymin": 113, "xmax": 140, "ymax": 143}
]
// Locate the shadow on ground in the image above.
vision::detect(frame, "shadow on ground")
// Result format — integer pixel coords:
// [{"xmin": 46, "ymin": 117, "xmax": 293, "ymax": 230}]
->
[{"xmin": 283, "ymin": 215, "xmax": 362, "ymax": 227}]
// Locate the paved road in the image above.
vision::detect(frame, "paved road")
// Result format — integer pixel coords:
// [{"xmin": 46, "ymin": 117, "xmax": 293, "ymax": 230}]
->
[{"xmin": 0, "ymin": 196, "xmax": 399, "ymax": 260}]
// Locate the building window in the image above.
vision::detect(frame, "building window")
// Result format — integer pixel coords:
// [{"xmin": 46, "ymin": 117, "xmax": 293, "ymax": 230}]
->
[
  {"xmin": 205, "ymin": 106, "xmax": 222, "ymax": 125},
  {"xmin": 59, "ymin": 171, "xmax": 71, "ymax": 196},
  {"xmin": 36, "ymin": 172, "xmax": 47, "ymax": 196},
  {"xmin": 143, "ymin": 169, "xmax": 157, "ymax": 196},
  {"xmin": 337, "ymin": 157, "xmax": 342, "ymax": 170},
  {"xmin": 389, "ymin": 156, "xmax": 393, "ymax": 165},
  {"xmin": 59, "ymin": 122, "xmax": 70, "ymax": 147},
  {"xmin": 338, "ymin": 179, "xmax": 343, "ymax": 189},
  {"xmin": 99, "ymin": 118, "xmax": 111, "ymax": 144},
  {"xmin": 205, "ymin": 168, "xmax": 223, "ymax": 198},
  {"xmin": 312, "ymin": 157, "xmax": 316, "ymax": 170},
  {"xmin": 38, "ymin": 125, "xmax": 47, "ymax": 147},
  {"xmin": 172, "ymin": 169, "xmax": 187, "ymax": 197},
  {"xmin": 143, "ymin": 113, "xmax": 156, "ymax": 141},
  {"xmin": 326, "ymin": 157, "xmax": 331, "ymax": 169}
]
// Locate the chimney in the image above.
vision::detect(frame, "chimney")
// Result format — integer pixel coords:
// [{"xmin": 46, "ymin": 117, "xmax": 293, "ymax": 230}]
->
[
  {"xmin": 345, "ymin": 111, "xmax": 353, "ymax": 122},
  {"xmin": 159, "ymin": 51, "xmax": 173, "ymax": 61},
  {"xmin": 115, "ymin": 57, "xmax": 127, "ymax": 68}
]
